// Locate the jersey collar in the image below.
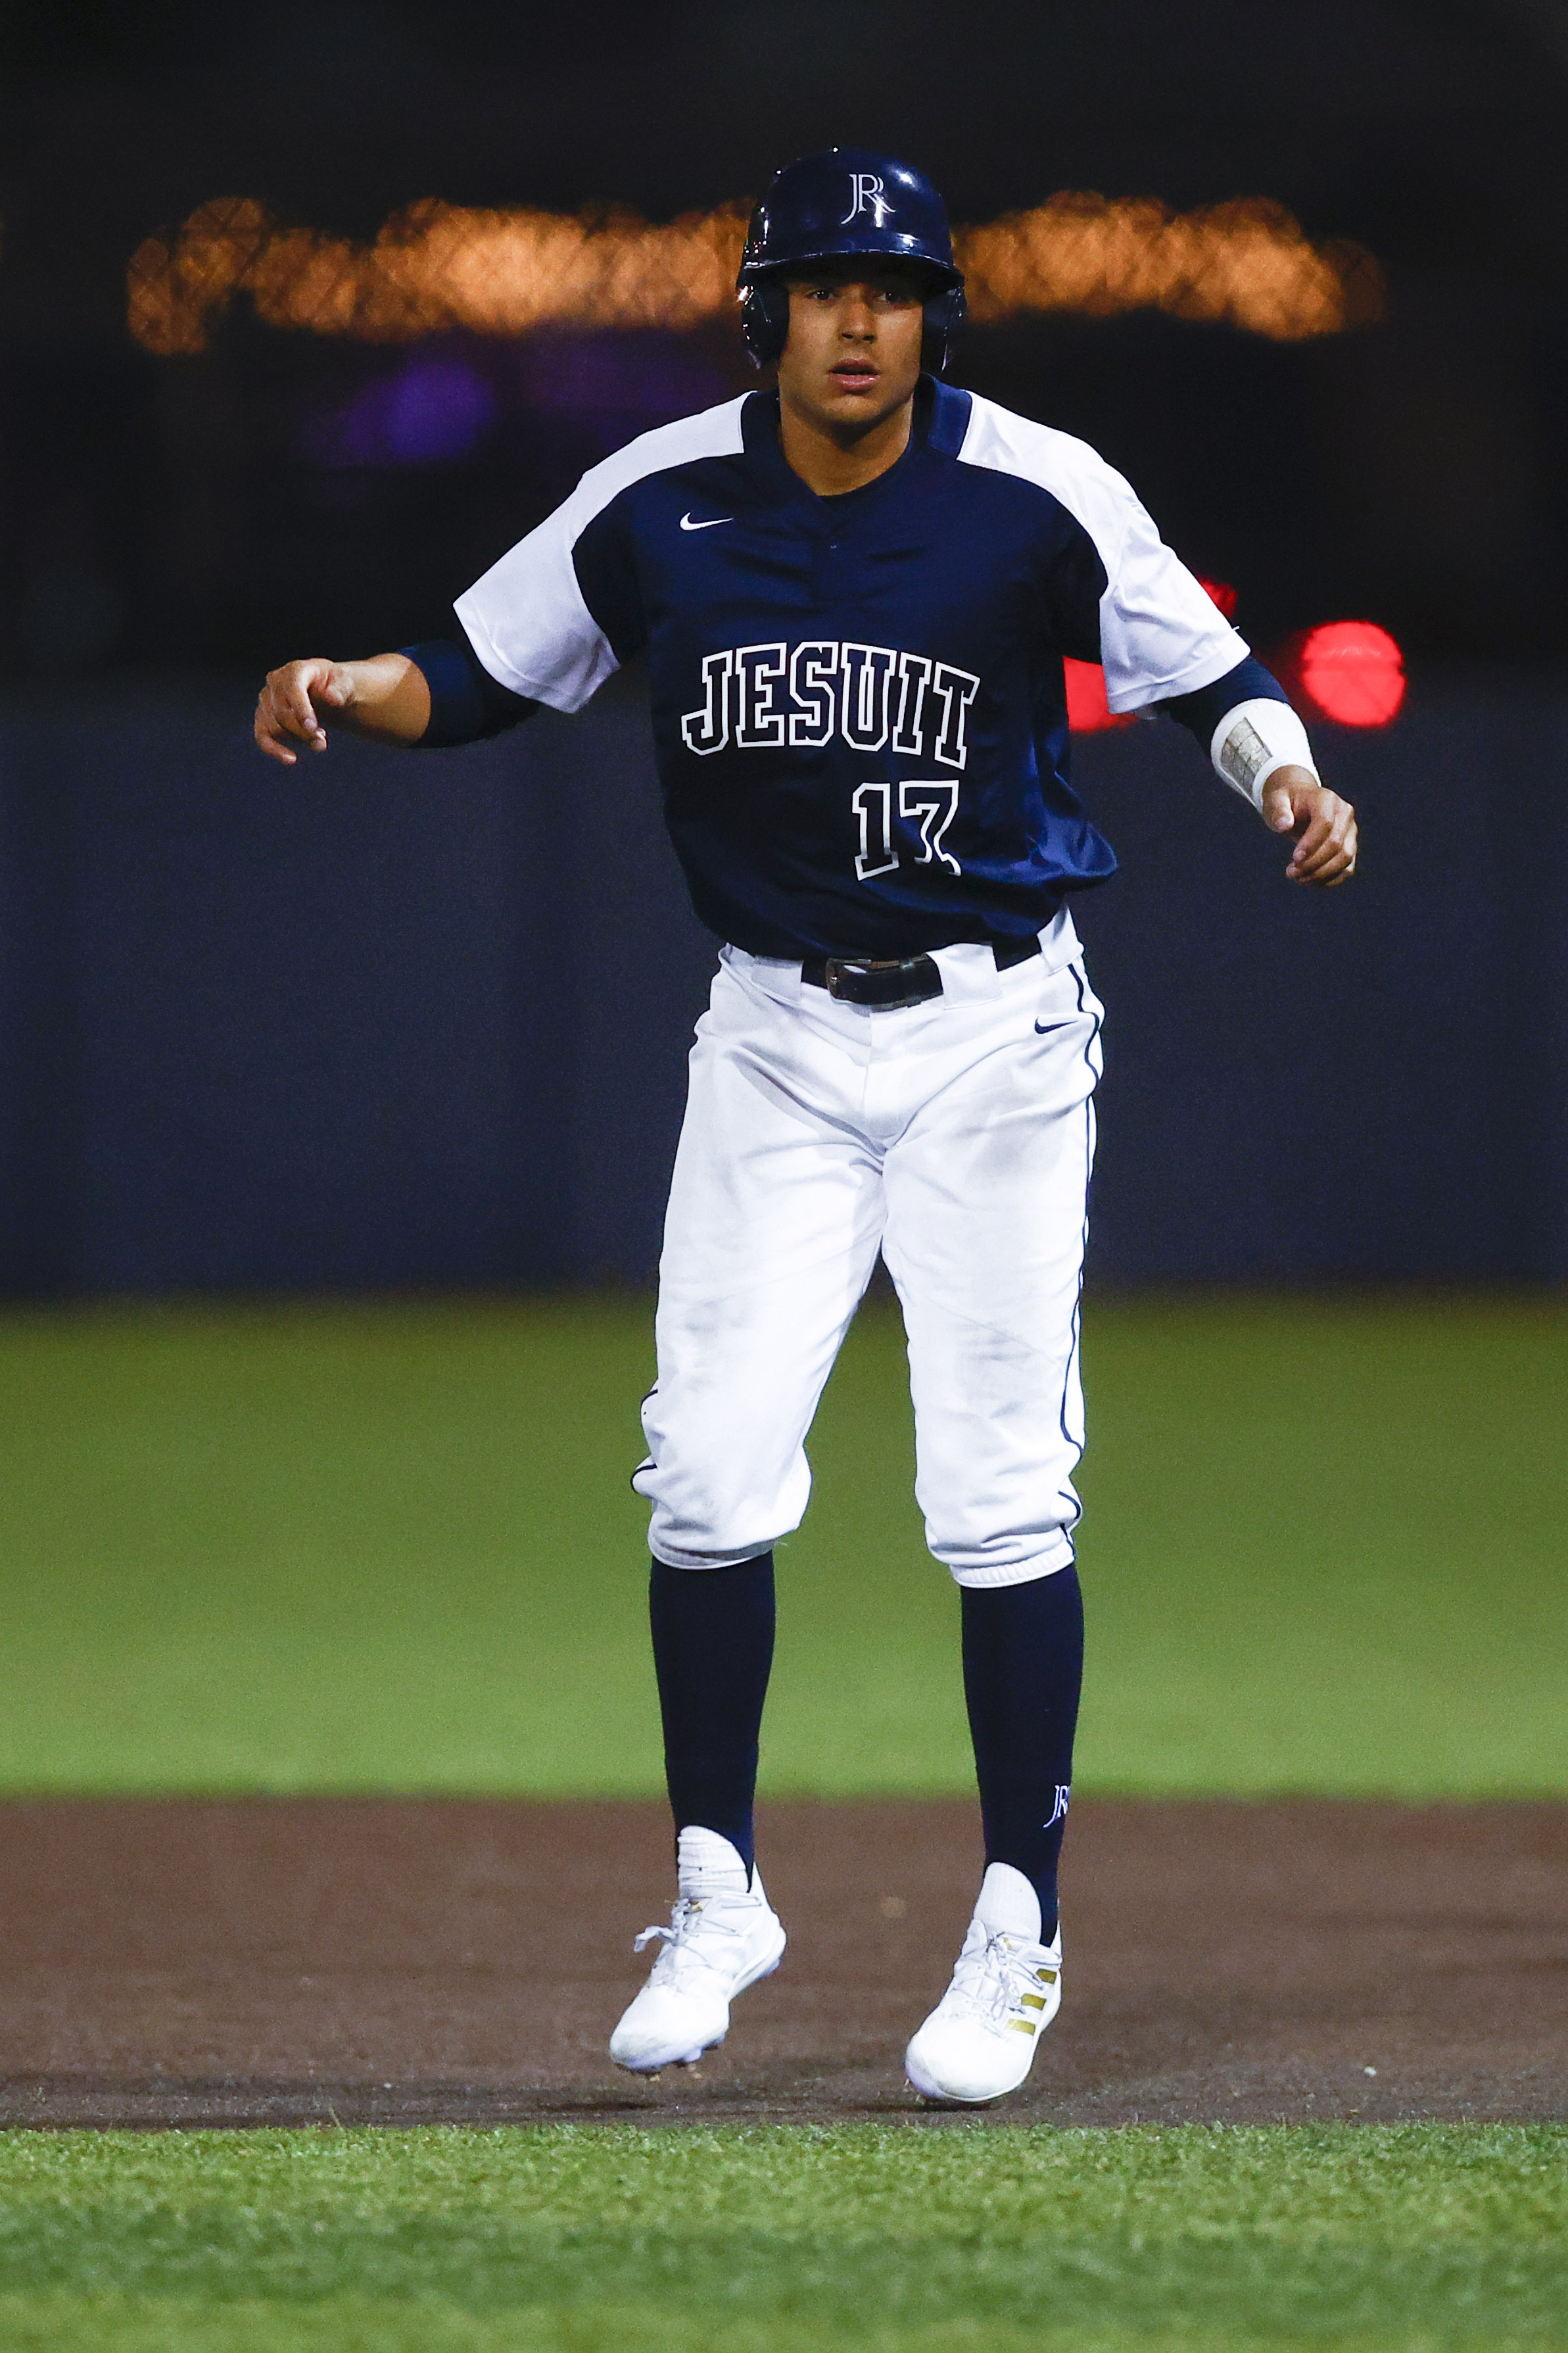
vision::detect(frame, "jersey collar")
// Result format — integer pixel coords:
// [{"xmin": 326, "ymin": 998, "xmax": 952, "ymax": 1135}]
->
[{"xmin": 740, "ymin": 377, "xmax": 972, "ymax": 516}]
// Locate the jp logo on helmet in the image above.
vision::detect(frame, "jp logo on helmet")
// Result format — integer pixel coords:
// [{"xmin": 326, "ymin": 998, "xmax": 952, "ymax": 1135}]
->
[{"xmin": 841, "ymin": 172, "xmax": 893, "ymax": 228}]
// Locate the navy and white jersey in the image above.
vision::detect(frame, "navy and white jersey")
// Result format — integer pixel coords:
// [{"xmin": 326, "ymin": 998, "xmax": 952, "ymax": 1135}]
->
[{"xmin": 455, "ymin": 377, "xmax": 1247, "ymax": 959}]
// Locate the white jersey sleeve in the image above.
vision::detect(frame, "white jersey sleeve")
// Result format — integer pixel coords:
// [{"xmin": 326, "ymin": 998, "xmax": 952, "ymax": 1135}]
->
[
  {"xmin": 453, "ymin": 395, "xmax": 750, "ymax": 713},
  {"xmin": 957, "ymin": 395, "xmax": 1248, "ymax": 713}
]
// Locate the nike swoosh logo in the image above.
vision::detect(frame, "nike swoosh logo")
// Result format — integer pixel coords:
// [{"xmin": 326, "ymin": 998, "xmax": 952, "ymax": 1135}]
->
[
  {"xmin": 679, "ymin": 512, "xmax": 732, "ymax": 531},
  {"xmin": 1034, "ymin": 1019, "xmax": 1072, "ymax": 1035}
]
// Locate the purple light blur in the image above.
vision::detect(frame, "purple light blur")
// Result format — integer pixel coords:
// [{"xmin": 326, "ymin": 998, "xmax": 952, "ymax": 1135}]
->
[
  {"xmin": 510, "ymin": 333, "xmax": 727, "ymax": 420},
  {"xmin": 302, "ymin": 356, "xmax": 498, "ymax": 468}
]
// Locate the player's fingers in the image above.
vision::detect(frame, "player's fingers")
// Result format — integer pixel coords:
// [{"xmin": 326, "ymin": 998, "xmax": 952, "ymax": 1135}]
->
[
  {"xmin": 1291, "ymin": 810, "xmax": 1358, "ymax": 886},
  {"xmin": 1285, "ymin": 810, "xmax": 1335, "ymax": 873},
  {"xmin": 1299, "ymin": 859, "xmax": 1355, "ymax": 888},
  {"xmin": 1321, "ymin": 822, "xmax": 1359, "ymax": 884},
  {"xmin": 1290, "ymin": 831, "xmax": 1339, "ymax": 878},
  {"xmin": 253, "ymin": 687, "xmax": 302, "ymax": 764},
  {"xmin": 269, "ymin": 662, "xmax": 332, "ymax": 751},
  {"xmin": 1260, "ymin": 779, "xmax": 1299, "ymax": 835},
  {"xmin": 287, "ymin": 675, "xmax": 329, "ymax": 749},
  {"xmin": 1291, "ymin": 846, "xmax": 1350, "ymax": 885},
  {"xmin": 1287, "ymin": 796, "xmax": 1354, "ymax": 879},
  {"xmin": 1293, "ymin": 843, "xmax": 1355, "ymax": 885}
]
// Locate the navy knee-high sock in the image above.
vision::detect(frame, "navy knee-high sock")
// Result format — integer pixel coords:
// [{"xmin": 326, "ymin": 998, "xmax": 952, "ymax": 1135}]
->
[
  {"xmin": 961, "ymin": 1566, "xmax": 1084, "ymax": 1942},
  {"xmin": 648, "ymin": 1553, "xmax": 775, "ymax": 1878}
]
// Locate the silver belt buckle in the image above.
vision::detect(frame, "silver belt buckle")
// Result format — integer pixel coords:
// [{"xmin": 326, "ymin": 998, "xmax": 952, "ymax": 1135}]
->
[
  {"xmin": 824, "ymin": 956, "xmax": 938, "ymax": 1010},
  {"xmin": 822, "ymin": 956, "xmax": 867, "ymax": 1000}
]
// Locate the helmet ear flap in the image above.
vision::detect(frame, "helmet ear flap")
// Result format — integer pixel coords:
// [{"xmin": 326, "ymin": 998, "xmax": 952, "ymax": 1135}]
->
[
  {"xmin": 741, "ymin": 281, "xmax": 790, "ymax": 370},
  {"xmin": 921, "ymin": 283, "xmax": 966, "ymax": 376}
]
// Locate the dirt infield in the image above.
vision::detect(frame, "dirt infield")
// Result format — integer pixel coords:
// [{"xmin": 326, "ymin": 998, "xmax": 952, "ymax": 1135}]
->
[{"xmin": 0, "ymin": 1799, "xmax": 1561, "ymax": 2128}]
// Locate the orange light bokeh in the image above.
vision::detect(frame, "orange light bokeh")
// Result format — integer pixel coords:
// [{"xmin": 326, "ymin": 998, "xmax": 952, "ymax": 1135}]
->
[
  {"xmin": 127, "ymin": 195, "xmax": 1383, "ymax": 356},
  {"xmin": 1296, "ymin": 621, "xmax": 1406, "ymax": 727},
  {"xmin": 957, "ymin": 197, "xmax": 1379, "ymax": 341},
  {"xmin": 126, "ymin": 198, "xmax": 754, "ymax": 356}
]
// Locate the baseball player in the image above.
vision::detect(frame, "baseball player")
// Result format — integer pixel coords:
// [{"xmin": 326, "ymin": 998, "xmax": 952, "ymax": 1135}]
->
[{"xmin": 255, "ymin": 148, "xmax": 1356, "ymax": 2104}]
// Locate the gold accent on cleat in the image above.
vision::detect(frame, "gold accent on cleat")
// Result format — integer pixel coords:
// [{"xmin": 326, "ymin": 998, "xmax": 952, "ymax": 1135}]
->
[
  {"xmin": 1036, "ymin": 1968, "xmax": 1058, "ymax": 1983},
  {"xmin": 1021, "ymin": 1992, "xmax": 1045, "ymax": 2010},
  {"xmin": 1008, "ymin": 2018, "xmax": 1037, "ymax": 2034}
]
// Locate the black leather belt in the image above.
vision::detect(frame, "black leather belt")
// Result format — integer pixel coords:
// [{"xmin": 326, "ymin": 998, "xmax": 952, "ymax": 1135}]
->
[{"xmin": 801, "ymin": 934, "xmax": 1041, "ymax": 1010}]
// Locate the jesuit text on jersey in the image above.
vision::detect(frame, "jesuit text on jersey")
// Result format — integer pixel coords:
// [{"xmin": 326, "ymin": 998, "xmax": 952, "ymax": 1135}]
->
[{"xmin": 680, "ymin": 641, "xmax": 981, "ymax": 767}]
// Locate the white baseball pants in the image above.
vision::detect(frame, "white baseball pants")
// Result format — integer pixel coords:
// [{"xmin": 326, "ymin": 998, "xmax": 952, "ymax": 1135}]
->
[{"xmin": 634, "ymin": 915, "xmax": 1104, "ymax": 1588}]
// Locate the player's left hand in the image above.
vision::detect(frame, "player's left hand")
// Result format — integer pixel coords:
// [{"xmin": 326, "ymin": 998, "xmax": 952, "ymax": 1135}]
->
[{"xmin": 1261, "ymin": 768, "xmax": 1358, "ymax": 887}]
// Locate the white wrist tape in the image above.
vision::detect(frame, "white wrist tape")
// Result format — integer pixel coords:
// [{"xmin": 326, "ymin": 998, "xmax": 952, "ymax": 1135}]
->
[{"xmin": 1209, "ymin": 698, "xmax": 1319, "ymax": 815}]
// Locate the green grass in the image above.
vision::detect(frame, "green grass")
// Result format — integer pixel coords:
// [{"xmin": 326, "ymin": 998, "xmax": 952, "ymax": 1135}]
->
[
  {"xmin": 0, "ymin": 2123, "xmax": 1561, "ymax": 2351},
  {"xmin": 3, "ymin": 1306, "xmax": 1558, "ymax": 2353},
  {"xmin": 0, "ymin": 1292, "xmax": 1561, "ymax": 1795}
]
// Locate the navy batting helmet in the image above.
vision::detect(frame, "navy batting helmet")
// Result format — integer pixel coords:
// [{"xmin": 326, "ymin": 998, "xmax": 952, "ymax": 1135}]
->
[{"xmin": 737, "ymin": 147, "xmax": 966, "ymax": 376}]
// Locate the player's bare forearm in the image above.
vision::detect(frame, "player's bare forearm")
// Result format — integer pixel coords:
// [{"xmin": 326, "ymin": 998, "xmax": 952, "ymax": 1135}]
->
[
  {"xmin": 1261, "ymin": 766, "xmax": 1358, "ymax": 887},
  {"xmin": 253, "ymin": 652, "xmax": 432, "ymax": 765}
]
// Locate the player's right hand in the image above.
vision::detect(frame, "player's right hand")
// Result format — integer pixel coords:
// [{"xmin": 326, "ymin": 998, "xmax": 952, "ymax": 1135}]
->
[{"xmin": 254, "ymin": 658, "xmax": 353, "ymax": 764}]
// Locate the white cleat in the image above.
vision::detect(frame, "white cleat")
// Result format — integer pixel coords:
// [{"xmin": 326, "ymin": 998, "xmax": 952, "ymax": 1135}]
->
[
  {"xmin": 905, "ymin": 1862, "xmax": 1062, "ymax": 2104},
  {"xmin": 610, "ymin": 1828, "xmax": 786, "ymax": 2074}
]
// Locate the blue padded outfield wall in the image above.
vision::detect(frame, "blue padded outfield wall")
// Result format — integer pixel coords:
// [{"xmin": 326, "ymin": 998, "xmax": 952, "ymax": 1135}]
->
[{"xmin": 0, "ymin": 672, "xmax": 1564, "ymax": 1295}]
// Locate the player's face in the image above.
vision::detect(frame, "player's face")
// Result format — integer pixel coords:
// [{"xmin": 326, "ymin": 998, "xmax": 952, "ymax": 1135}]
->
[{"xmin": 776, "ymin": 266, "xmax": 926, "ymax": 437}]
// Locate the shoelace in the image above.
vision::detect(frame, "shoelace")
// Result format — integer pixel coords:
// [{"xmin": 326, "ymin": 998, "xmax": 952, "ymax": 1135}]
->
[
  {"xmin": 632, "ymin": 1895, "xmax": 754, "ymax": 1985},
  {"xmin": 949, "ymin": 1927, "xmax": 1057, "ymax": 2029}
]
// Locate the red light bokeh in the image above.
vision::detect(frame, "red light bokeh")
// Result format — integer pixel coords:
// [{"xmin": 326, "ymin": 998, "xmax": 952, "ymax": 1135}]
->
[
  {"xmin": 1296, "ymin": 621, "xmax": 1405, "ymax": 727},
  {"xmin": 1066, "ymin": 604, "xmax": 1406, "ymax": 736},
  {"xmin": 1064, "ymin": 658, "xmax": 1134, "ymax": 733}
]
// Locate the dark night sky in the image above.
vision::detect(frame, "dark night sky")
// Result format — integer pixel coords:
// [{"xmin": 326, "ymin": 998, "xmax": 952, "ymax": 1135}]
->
[{"xmin": 3, "ymin": 0, "xmax": 1567, "ymax": 673}]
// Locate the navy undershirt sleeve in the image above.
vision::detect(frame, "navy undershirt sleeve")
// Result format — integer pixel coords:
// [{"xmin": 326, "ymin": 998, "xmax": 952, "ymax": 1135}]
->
[
  {"xmin": 399, "ymin": 637, "xmax": 539, "ymax": 748},
  {"xmin": 1158, "ymin": 654, "xmax": 1290, "ymax": 748}
]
